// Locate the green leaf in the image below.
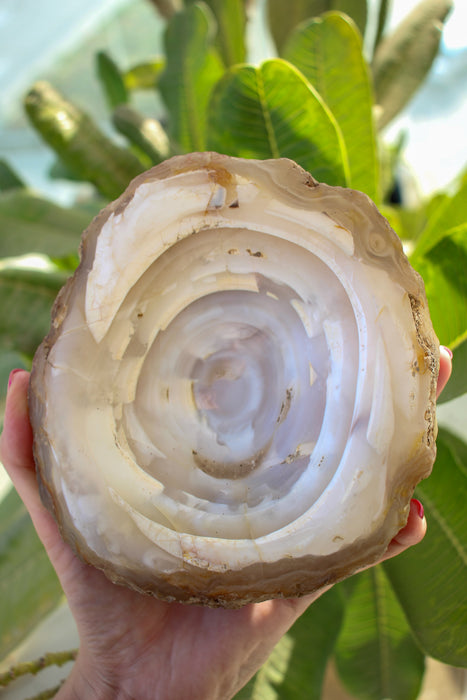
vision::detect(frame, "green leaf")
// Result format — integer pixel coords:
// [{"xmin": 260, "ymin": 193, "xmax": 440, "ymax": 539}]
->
[
  {"xmin": 332, "ymin": 0, "xmax": 367, "ymax": 36},
  {"xmin": 159, "ymin": 3, "xmax": 224, "ymax": 152},
  {"xmin": 0, "ymin": 161, "xmax": 25, "ymax": 192},
  {"xmin": 384, "ymin": 427, "xmax": 467, "ymax": 667},
  {"xmin": 411, "ymin": 223, "xmax": 467, "ymax": 349},
  {"xmin": 372, "ymin": 0, "xmax": 453, "ymax": 128},
  {"xmin": 0, "ymin": 267, "xmax": 66, "ymax": 356},
  {"xmin": 124, "ymin": 58, "xmax": 166, "ymax": 91},
  {"xmin": 96, "ymin": 51, "xmax": 129, "ymax": 110},
  {"xmin": 0, "ymin": 190, "xmax": 90, "ymax": 231},
  {"xmin": 49, "ymin": 158, "xmax": 87, "ymax": 182},
  {"xmin": 113, "ymin": 105, "xmax": 170, "ymax": 165},
  {"xmin": 380, "ymin": 204, "xmax": 427, "ymax": 244},
  {"xmin": 0, "ymin": 487, "xmax": 63, "ymax": 659},
  {"xmin": 372, "ymin": 0, "xmax": 390, "ymax": 56},
  {"xmin": 437, "ymin": 337, "xmax": 467, "ymax": 404},
  {"xmin": 283, "ymin": 12, "xmax": 379, "ymax": 201},
  {"xmin": 268, "ymin": 0, "xmax": 322, "ymax": 53},
  {"xmin": 202, "ymin": 0, "xmax": 247, "ymax": 66},
  {"xmin": 422, "ymin": 190, "xmax": 450, "ymax": 233},
  {"xmin": 267, "ymin": 0, "xmax": 367, "ymax": 53},
  {"xmin": 24, "ymin": 82, "xmax": 144, "ymax": 200},
  {"xmin": 234, "ymin": 587, "xmax": 344, "ymax": 699},
  {"xmin": 208, "ymin": 58, "xmax": 349, "ymax": 186},
  {"xmin": 335, "ymin": 567, "xmax": 425, "ymax": 700},
  {"xmin": 413, "ymin": 176, "xmax": 467, "ymax": 259},
  {"xmin": 0, "ymin": 190, "xmax": 89, "ymax": 259}
]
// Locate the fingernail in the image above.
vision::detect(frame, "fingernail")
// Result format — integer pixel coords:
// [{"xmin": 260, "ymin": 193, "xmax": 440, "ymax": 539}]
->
[
  {"xmin": 412, "ymin": 498, "xmax": 424, "ymax": 519},
  {"xmin": 441, "ymin": 346, "xmax": 453, "ymax": 359},
  {"xmin": 8, "ymin": 368, "xmax": 23, "ymax": 389}
]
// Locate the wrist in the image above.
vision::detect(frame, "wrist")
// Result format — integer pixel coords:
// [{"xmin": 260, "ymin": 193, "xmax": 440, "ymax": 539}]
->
[{"xmin": 55, "ymin": 652, "xmax": 120, "ymax": 700}]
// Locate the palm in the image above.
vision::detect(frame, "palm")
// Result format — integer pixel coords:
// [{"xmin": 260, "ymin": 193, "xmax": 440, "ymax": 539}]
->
[{"xmin": 54, "ymin": 539, "xmax": 313, "ymax": 698}]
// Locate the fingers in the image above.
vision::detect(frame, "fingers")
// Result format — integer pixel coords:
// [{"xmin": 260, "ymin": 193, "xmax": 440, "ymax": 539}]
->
[
  {"xmin": 0, "ymin": 369, "xmax": 60, "ymax": 551},
  {"xmin": 272, "ymin": 499, "xmax": 426, "ymax": 614},
  {"xmin": 437, "ymin": 346, "xmax": 452, "ymax": 398},
  {"xmin": 382, "ymin": 498, "xmax": 427, "ymax": 562},
  {"xmin": 0, "ymin": 370, "xmax": 37, "ymax": 499},
  {"xmin": 382, "ymin": 343, "xmax": 451, "ymax": 554},
  {"xmin": 391, "ymin": 345, "xmax": 450, "ymax": 561}
]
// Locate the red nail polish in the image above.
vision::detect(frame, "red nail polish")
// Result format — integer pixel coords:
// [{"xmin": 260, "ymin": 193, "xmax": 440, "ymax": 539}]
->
[
  {"xmin": 441, "ymin": 346, "xmax": 453, "ymax": 359},
  {"xmin": 8, "ymin": 368, "xmax": 22, "ymax": 389},
  {"xmin": 412, "ymin": 498, "xmax": 424, "ymax": 519}
]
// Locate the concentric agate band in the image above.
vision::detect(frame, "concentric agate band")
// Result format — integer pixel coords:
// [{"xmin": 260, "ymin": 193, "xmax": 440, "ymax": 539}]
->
[{"xmin": 29, "ymin": 153, "xmax": 439, "ymax": 607}]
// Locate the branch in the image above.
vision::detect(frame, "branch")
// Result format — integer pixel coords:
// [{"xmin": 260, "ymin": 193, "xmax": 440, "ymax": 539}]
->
[
  {"xmin": 146, "ymin": 0, "xmax": 182, "ymax": 19},
  {"xmin": 25, "ymin": 682, "xmax": 65, "ymax": 700},
  {"xmin": 0, "ymin": 649, "xmax": 78, "ymax": 688}
]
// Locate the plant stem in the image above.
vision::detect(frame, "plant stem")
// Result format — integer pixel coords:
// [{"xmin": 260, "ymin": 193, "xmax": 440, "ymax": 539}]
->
[
  {"xmin": 372, "ymin": 0, "xmax": 390, "ymax": 58},
  {"xmin": 25, "ymin": 682, "xmax": 64, "ymax": 700},
  {"xmin": 0, "ymin": 649, "xmax": 78, "ymax": 687},
  {"xmin": 146, "ymin": 0, "xmax": 182, "ymax": 19}
]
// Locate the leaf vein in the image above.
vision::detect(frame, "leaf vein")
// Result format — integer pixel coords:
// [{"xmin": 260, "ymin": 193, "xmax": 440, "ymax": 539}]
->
[
  {"xmin": 256, "ymin": 71, "xmax": 280, "ymax": 159},
  {"xmin": 373, "ymin": 569, "xmax": 391, "ymax": 698},
  {"xmin": 417, "ymin": 487, "xmax": 467, "ymax": 566}
]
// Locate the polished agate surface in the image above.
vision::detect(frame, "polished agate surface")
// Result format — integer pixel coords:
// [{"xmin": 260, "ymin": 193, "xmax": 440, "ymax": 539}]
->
[{"xmin": 30, "ymin": 153, "xmax": 439, "ymax": 606}]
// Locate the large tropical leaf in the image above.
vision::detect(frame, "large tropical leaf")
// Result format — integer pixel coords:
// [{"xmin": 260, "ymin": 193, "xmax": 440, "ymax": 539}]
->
[
  {"xmin": 268, "ymin": 0, "xmax": 321, "ymax": 53},
  {"xmin": 409, "ymin": 175, "xmax": 467, "ymax": 365},
  {"xmin": 380, "ymin": 202, "xmax": 428, "ymax": 245},
  {"xmin": 24, "ymin": 82, "xmax": 144, "ymax": 200},
  {"xmin": 0, "ymin": 161, "xmax": 25, "ymax": 193},
  {"xmin": 412, "ymin": 175, "xmax": 467, "ymax": 259},
  {"xmin": 159, "ymin": 2, "xmax": 224, "ymax": 152},
  {"xmin": 372, "ymin": 0, "xmax": 453, "ymax": 128},
  {"xmin": 113, "ymin": 105, "xmax": 170, "ymax": 166},
  {"xmin": 384, "ymin": 428, "xmax": 467, "ymax": 667},
  {"xmin": 96, "ymin": 51, "xmax": 129, "ymax": 110},
  {"xmin": 208, "ymin": 58, "xmax": 350, "ymax": 186},
  {"xmin": 123, "ymin": 58, "xmax": 166, "ymax": 91},
  {"xmin": 201, "ymin": 0, "xmax": 248, "ymax": 67},
  {"xmin": 0, "ymin": 487, "xmax": 63, "ymax": 659},
  {"xmin": 333, "ymin": 0, "xmax": 367, "ymax": 35},
  {"xmin": 283, "ymin": 12, "xmax": 379, "ymax": 201},
  {"xmin": 437, "ymin": 337, "xmax": 467, "ymax": 404},
  {"xmin": 267, "ymin": 0, "xmax": 367, "ymax": 53},
  {"xmin": 411, "ymin": 223, "xmax": 467, "ymax": 350},
  {"xmin": 335, "ymin": 567, "xmax": 425, "ymax": 700},
  {"xmin": 234, "ymin": 587, "xmax": 344, "ymax": 699},
  {"xmin": 0, "ymin": 267, "xmax": 66, "ymax": 356},
  {"xmin": 0, "ymin": 190, "xmax": 89, "ymax": 259}
]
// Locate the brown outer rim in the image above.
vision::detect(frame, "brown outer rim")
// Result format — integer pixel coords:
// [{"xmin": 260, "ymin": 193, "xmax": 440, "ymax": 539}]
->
[{"xmin": 28, "ymin": 152, "xmax": 440, "ymax": 608}]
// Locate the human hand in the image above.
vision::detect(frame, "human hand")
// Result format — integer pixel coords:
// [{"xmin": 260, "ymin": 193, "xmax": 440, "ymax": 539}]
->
[{"xmin": 0, "ymin": 347, "xmax": 452, "ymax": 700}]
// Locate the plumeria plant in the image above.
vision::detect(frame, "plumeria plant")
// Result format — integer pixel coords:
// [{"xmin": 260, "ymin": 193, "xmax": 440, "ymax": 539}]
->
[{"xmin": 0, "ymin": 1, "xmax": 465, "ymax": 698}]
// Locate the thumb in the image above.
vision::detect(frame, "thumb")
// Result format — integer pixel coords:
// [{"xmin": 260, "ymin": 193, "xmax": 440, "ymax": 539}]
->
[
  {"xmin": 0, "ymin": 370, "xmax": 37, "ymax": 501},
  {"xmin": 0, "ymin": 369, "xmax": 65, "ymax": 557}
]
